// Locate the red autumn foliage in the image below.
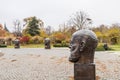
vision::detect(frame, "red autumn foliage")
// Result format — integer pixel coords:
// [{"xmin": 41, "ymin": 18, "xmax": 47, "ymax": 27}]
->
[{"xmin": 20, "ymin": 36, "xmax": 30, "ymax": 44}]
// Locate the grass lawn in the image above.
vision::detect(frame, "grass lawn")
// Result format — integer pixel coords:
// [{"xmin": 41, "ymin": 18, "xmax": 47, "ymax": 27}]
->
[
  {"xmin": 6, "ymin": 43, "xmax": 120, "ymax": 51},
  {"xmin": 96, "ymin": 43, "xmax": 120, "ymax": 51},
  {"xmin": 21, "ymin": 44, "xmax": 45, "ymax": 48},
  {"xmin": 109, "ymin": 44, "xmax": 120, "ymax": 51},
  {"xmin": 7, "ymin": 44, "xmax": 45, "ymax": 48}
]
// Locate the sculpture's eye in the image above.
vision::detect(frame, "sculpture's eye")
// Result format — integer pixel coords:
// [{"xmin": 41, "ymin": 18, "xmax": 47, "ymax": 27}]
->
[
  {"xmin": 71, "ymin": 44, "xmax": 76, "ymax": 51},
  {"xmin": 71, "ymin": 47, "xmax": 75, "ymax": 51},
  {"xmin": 69, "ymin": 39, "xmax": 77, "ymax": 51}
]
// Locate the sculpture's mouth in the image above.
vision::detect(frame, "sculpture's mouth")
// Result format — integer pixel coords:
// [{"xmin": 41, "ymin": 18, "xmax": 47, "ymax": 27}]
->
[{"xmin": 69, "ymin": 57, "xmax": 79, "ymax": 63}]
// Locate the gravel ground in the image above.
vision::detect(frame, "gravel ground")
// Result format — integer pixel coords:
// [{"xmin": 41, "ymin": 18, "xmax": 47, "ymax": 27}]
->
[{"xmin": 0, "ymin": 48, "xmax": 120, "ymax": 80}]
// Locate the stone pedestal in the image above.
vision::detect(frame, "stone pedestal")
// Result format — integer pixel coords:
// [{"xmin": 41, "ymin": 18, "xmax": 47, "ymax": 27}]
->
[
  {"xmin": 74, "ymin": 63, "xmax": 96, "ymax": 80},
  {"xmin": 14, "ymin": 39, "xmax": 20, "ymax": 49}
]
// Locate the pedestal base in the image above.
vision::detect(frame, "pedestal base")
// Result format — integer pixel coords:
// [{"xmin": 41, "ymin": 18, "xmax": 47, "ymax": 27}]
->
[{"xmin": 74, "ymin": 63, "xmax": 96, "ymax": 80}]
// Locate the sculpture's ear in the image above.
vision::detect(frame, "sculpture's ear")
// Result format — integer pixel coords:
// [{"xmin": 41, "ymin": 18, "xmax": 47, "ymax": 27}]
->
[{"xmin": 79, "ymin": 41, "xmax": 85, "ymax": 51}]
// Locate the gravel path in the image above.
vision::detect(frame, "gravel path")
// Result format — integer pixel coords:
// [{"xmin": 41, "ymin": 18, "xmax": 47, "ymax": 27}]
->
[{"xmin": 0, "ymin": 48, "xmax": 120, "ymax": 80}]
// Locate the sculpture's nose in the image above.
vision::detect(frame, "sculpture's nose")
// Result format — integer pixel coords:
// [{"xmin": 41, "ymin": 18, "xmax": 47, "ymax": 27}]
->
[
  {"xmin": 69, "ymin": 44, "xmax": 72, "ymax": 49},
  {"xmin": 69, "ymin": 46, "xmax": 71, "ymax": 49},
  {"xmin": 69, "ymin": 57, "xmax": 79, "ymax": 63}
]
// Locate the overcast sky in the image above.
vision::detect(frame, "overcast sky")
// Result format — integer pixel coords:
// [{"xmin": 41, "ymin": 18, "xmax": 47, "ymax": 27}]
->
[{"xmin": 0, "ymin": 0, "xmax": 120, "ymax": 31}]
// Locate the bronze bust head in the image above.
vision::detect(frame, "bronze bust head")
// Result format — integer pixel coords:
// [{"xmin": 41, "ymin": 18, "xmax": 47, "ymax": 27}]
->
[
  {"xmin": 44, "ymin": 38, "xmax": 51, "ymax": 49},
  {"xmin": 69, "ymin": 29, "xmax": 98, "ymax": 64}
]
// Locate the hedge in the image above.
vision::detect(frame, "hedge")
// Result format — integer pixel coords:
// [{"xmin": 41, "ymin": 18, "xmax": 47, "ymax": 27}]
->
[
  {"xmin": 53, "ymin": 43, "xmax": 69, "ymax": 47},
  {"xmin": 0, "ymin": 44, "xmax": 7, "ymax": 47}
]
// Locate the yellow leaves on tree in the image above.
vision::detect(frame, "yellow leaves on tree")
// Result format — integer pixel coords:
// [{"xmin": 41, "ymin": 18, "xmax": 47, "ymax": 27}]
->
[
  {"xmin": 108, "ymin": 27, "xmax": 120, "ymax": 38},
  {"xmin": 0, "ymin": 24, "xmax": 6, "ymax": 37},
  {"xmin": 95, "ymin": 31, "xmax": 102, "ymax": 38},
  {"xmin": 53, "ymin": 32, "xmax": 66, "ymax": 41},
  {"xmin": 40, "ymin": 30, "xmax": 48, "ymax": 38}
]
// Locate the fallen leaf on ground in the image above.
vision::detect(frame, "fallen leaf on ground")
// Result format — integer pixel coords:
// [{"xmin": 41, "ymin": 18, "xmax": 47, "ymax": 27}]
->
[
  {"xmin": 11, "ymin": 59, "xmax": 17, "ymax": 62},
  {"xmin": 96, "ymin": 76, "xmax": 100, "ymax": 80}
]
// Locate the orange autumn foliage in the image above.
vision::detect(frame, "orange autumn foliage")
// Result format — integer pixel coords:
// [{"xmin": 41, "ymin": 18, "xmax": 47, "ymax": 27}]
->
[{"xmin": 0, "ymin": 24, "xmax": 6, "ymax": 37}]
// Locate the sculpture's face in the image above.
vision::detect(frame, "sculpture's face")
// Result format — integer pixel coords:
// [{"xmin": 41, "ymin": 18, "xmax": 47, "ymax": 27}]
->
[
  {"xmin": 69, "ymin": 30, "xmax": 98, "ymax": 63},
  {"xmin": 69, "ymin": 36, "xmax": 85, "ymax": 62}
]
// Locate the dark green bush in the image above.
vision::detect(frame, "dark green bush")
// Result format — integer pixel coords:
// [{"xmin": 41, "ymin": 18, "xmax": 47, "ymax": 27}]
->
[
  {"xmin": 96, "ymin": 44, "xmax": 105, "ymax": 51},
  {"xmin": 55, "ymin": 40, "xmax": 61, "ymax": 44},
  {"xmin": 0, "ymin": 44, "xmax": 7, "ymax": 47},
  {"xmin": 95, "ymin": 43, "xmax": 112, "ymax": 51},
  {"xmin": 53, "ymin": 43, "xmax": 69, "ymax": 47},
  {"xmin": 53, "ymin": 43, "xmax": 62, "ymax": 47}
]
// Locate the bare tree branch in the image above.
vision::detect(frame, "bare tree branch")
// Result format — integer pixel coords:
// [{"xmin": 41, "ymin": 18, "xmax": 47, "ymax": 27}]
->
[
  {"xmin": 13, "ymin": 20, "xmax": 22, "ymax": 37},
  {"xmin": 70, "ymin": 11, "xmax": 92, "ymax": 30}
]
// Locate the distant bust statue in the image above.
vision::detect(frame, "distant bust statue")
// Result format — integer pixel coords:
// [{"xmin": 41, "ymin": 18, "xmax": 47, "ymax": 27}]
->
[
  {"xmin": 69, "ymin": 29, "xmax": 98, "ymax": 64},
  {"xmin": 14, "ymin": 38, "xmax": 20, "ymax": 48},
  {"xmin": 44, "ymin": 38, "xmax": 51, "ymax": 49}
]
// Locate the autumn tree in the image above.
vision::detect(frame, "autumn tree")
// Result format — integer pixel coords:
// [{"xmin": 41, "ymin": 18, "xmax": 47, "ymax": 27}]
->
[
  {"xmin": 40, "ymin": 30, "xmax": 48, "ymax": 38},
  {"xmin": 0, "ymin": 24, "xmax": 6, "ymax": 37},
  {"xmin": 92, "ymin": 25, "xmax": 109, "ymax": 43},
  {"xmin": 92, "ymin": 24, "xmax": 120, "ymax": 44},
  {"xmin": 52, "ymin": 32, "xmax": 66, "ymax": 43},
  {"xmin": 3, "ymin": 23, "xmax": 12, "ymax": 38},
  {"xmin": 51, "ymin": 22, "xmax": 76, "ymax": 44},
  {"xmin": 108, "ymin": 24, "xmax": 120, "ymax": 44},
  {"xmin": 4, "ymin": 23, "xmax": 9, "ymax": 32}
]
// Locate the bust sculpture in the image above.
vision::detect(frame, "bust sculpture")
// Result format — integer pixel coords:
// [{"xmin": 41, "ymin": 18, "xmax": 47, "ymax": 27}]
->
[
  {"xmin": 44, "ymin": 38, "xmax": 51, "ymax": 49},
  {"xmin": 14, "ymin": 38, "xmax": 20, "ymax": 48},
  {"xmin": 69, "ymin": 29, "xmax": 98, "ymax": 63},
  {"xmin": 69, "ymin": 29, "xmax": 98, "ymax": 80}
]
